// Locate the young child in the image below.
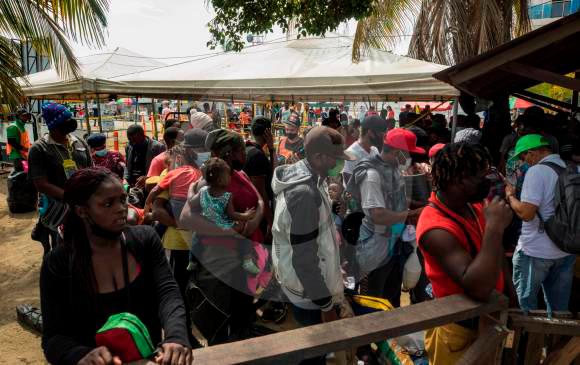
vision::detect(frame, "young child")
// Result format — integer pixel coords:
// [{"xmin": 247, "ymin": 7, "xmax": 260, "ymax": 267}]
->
[{"xmin": 190, "ymin": 157, "xmax": 260, "ymax": 274}]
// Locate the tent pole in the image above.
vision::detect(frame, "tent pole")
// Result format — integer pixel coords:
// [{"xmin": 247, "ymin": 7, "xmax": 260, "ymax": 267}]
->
[
  {"xmin": 451, "ymin": 97, "xmax": 459, "ymax": 141},
  {"xmin": 152, "ymin": 98, "xmax": 159, "ymax": 140},
  {"xmin": 96, "ymin": 94, "xmax": 103, "ymax": 133},
  {"xmin": 83, "ymin": 97, "xmax": 91, "ymax": 135},
  {"xmin": 134, "ymin": 96, "xmax": 139, "ymax": 123}
]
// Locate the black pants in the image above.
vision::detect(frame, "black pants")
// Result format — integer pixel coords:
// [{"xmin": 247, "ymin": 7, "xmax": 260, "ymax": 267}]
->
[
  {"xmin": 366, "ymin": 253, "xmax": 405, "ymax": 307},
  {"xmin": 169, "ymin": 250, "xmax": 198, "ymax": 347},
  {"xmin": 188, "ymin": 262, "xmax": 255, "ymax": 345}
]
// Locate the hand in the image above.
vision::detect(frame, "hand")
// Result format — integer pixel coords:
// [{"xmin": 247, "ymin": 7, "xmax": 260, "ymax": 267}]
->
[
  {"xmin": 244, "ymin": 207, "xmax": 257, "ymax": 219},
  {"xmin": 321, "ymin": 308, "xmax": 339, "ymax": 323},
  {"xmin": 484, "ymin": 196, "xmax": 513, "ymax": 231},
  {"xmin": 155, "ymin": 342, "xmax": 193, "ymax": 365},
  {"xmin": 406, "ymin": 208, "xmax": 424, "ymax": 225},
  {"xmin": 77, "ymin": 347, "xmax": 121, "ymax": 365},
  {"xmin": 505, "ymin": 183, "xmax": 516, "ymax": 199},
  {"xmin": 264, "ymin": 128, "xmax": 274, "ymax": 150}
]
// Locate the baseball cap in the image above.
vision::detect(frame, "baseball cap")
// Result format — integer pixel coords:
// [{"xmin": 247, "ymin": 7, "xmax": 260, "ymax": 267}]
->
[
  {"xmin": 428, "ymin": 143, "xmax": 446, "ymax": 158},
  {"xmin": 17, "ymin": 109, "xmax": 31, "ymax": 116},
  {"xmin": 304, "ymin": 126, "xmax": 355, "ymax": 160},
  {"xmin": 361, "ymin": 115, "xmax": 388, "ymax": 132},
  {"xmin": 251, "ymin": 116, "xmax": 271, "ymax": 136},
  {"xmin": 282, "ymin": 112, "xmax": 301, "ymax": 128},
  {"xmin": 384, "ymin": 128, "xmax": 426, "ymax": 154},
  {"xmin": 510, "ymin": 134, "xmax": 550, "ymax": 161},
  {"xmin": 183, "ymin": 128, "xmax": 209, "ymax": 149}
]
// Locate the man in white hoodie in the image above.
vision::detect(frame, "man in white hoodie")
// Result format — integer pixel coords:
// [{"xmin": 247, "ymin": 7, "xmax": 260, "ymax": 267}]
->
[{"xmin": 271, "ymin": 127, "xmax": 354, "ymax": 363}]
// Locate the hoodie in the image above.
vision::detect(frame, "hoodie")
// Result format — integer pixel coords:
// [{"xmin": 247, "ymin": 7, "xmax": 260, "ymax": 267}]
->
[{"xmin": 271, "ymin": 160, "xmax": 343, "ymax": 311}]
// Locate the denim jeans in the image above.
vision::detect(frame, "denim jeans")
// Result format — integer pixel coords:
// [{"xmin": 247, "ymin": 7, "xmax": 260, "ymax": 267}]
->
[{"xmin": 512, "ymin": 249, "xmax": 575, "ymax": 314}]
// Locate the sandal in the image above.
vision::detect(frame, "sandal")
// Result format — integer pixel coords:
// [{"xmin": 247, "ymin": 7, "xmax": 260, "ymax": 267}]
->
[{"xmin": 16, "ymin": 304, "xmax": 43, "ymax": 334}]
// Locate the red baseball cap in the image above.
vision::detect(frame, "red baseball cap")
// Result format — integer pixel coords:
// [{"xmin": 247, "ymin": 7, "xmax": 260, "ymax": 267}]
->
[
  {"xmin": 428, "ymin": 143, "xmax": 446, "ymax": 158},
  {"xmin": 384, "ymin": 128, "xmax": 426, "ymax": 154}
]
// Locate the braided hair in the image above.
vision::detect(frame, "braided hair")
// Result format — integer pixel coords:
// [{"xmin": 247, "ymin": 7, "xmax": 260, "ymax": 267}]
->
[
  {"xmin": 432, "ymin": 143, "xmax": 492, "ymax": 192},
  {"xmin": 202, "ymin": 157, "xmax": 230, "ymax": 187},
  {"xmin": 63, "ymin": 167, "xmax": 121, "ymax": 295}
]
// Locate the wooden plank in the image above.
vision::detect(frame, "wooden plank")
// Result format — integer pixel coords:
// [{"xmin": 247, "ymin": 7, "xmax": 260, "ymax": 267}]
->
[
  {"xmin": 191, "ymin": 294, "xmax": 507, "ymax": 365},
  {"xmin": 515, "ymin": 90, "xmax": 573, "ymax": 110},
  {"xmin": 502, "ymin": 62, "xmax": 580, "ymax": 91},
  {"xmin": 456, "ymin": 325, "xmax": 508, "ymax": 365},
  {"xmin": 511, "ymin": 315, "xmax": 580, "ymax": 336},
  {"xmin": 544, "ymin": 337, "xmax": 580, "ymax": 365},
  {"xmin": 524, "ymin": 332, "xmax": 545, "ymax": 365}
]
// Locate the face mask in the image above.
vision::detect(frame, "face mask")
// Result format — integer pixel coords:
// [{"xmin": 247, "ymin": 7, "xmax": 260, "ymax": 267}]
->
[
  {"xmin": 58, "ymin": 119, "xmax": 78, "ymax": 135},
  {"xmin": 87, "ymin": 216, "xmax": 124, "ymax": 240},
  {"xmin": 195, "ymin": 152, "xmax": 210, "ymax": 167},
  {"xmin": 286, "ymin": 133, "xmax": 298, "ymax": 140},
  {"xmin": 231, "ymin": 159, "xmax": 244, "ymax": 171},
  {"xmin": 397, "ymin": 151, "xmax": 412, "ymax": 170},
  {"xmin": 471, "ymin": 178, "xmax": 492, "ymax": 202},
  {"xmin": 327, "ymin": 159, "xmax": 345, "ymax": 177},
  {"xmin": 94, "ymin": 149, "xmax": 108, "ymax": 158}
]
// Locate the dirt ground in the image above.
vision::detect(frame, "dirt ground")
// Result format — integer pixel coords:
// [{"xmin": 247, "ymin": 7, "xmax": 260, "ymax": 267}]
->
[{"xmin": 0, "ymin": 175, "xmax": 45, "ymax": 364}]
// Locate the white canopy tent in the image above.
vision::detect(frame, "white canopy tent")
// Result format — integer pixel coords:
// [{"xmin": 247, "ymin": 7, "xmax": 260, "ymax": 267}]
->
[
  {"xmin": 106, "ymin": 36, "xmax": 458, "ymax": 102},
  {"xmin": 20, "ymin": 47, "xmax": 164, "ymax": 99}
]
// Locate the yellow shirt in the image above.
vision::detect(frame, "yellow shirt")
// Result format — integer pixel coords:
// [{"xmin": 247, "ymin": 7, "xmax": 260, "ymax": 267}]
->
[{"xmin": 158, "ymin": 190, "xmax": 191, "ymax": 251}]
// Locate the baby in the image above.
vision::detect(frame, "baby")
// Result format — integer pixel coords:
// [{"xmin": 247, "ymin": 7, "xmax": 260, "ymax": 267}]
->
[{"xmin": 190, "ymin": 157, "xmax": 259, "ymax": 274}]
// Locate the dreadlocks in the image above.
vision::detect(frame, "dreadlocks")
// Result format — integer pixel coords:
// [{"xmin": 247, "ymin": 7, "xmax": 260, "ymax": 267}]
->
[{"xmin": 432, "ymin": 143, "xmax": 492, "ymax": 192}]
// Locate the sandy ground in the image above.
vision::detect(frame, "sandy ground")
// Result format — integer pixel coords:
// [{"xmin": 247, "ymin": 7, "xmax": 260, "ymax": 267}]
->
[{"xmin": 0, "ymin": 175, "xmax": 46, "ymax": 364}]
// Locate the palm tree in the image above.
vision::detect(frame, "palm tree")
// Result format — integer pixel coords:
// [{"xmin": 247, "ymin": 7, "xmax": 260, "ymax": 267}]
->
[
  {"xmin": 0, "ymin": 0, "xmax": 109, "ymax": 106},
  {"xmin": 352, "ymin": 0, "xmax": 531, "ymax": 65}
]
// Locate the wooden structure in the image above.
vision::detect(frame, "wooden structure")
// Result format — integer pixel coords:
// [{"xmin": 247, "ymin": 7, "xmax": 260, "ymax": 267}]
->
[
  {"xmin": 130, "ymin": 293, "xmax": 508, "ymax": 365},
  {"xmin": 433, "ymin": 11, "xmax": 580, "ymax": 113}
]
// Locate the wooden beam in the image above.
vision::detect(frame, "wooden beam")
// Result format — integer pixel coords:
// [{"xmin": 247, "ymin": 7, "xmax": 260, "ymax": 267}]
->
[
  {"xmin": 544, "ymin": 337, "xmax": 580, "ymax": 365},
  {"xmin": 441, "ymin": 16, "xmax": 580, "ymax": 86},
  {"xmin": 512, "ymin": 93, "xmax": 568, "ymax": 114},
  {"xmin": 189, "ymin": 294, "xmax": 507, "ymax": 365},
  {"xmin": 502, "ymin": 62, "xmax": 580, "ymax": 91},
  {"xmin": 510, "ymin": 315, "xmax": 580, "ymax": 336},
  {"xmin": 457, "ymin": 325, "xmax": 509, "ymax": 365},
  {"xmin": 515, "ymin": 91, "xmax": 572, "ymax": 110}
]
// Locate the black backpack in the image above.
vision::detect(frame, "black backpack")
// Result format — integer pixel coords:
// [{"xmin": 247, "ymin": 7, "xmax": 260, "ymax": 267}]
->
[{"xmin": 539, "ymin": 161, "xmax": 580, "ymax": 254}]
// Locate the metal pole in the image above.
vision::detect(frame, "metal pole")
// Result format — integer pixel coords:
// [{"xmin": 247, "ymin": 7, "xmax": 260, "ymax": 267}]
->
[
  {"xmin": 96, "ymin": 94, "xmax": 103, "ymax": 133},
  {"xmin": 134, "ymin": 96, "xmax": 139, "ymax": 123},
  {"xmin": 83, "ymin": 97, "xmax": 91, "ymax": 135},
  {"xmin": 572, "ymin": 72, "xmax": 579, "ymax": 114},
  {"xmin": 451, "ymin": 96, "xmax": 459, "ymax": 142}
]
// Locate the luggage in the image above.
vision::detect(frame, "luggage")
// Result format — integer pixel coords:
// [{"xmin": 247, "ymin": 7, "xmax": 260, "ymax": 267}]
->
[{"xmin": 6, "ymin": 170, "xmax": 37, "ymax": 214}]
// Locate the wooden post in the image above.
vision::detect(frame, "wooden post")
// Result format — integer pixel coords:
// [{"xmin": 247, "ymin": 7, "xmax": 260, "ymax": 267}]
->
[
  {"xmin": 96, "ymin": 94, "xmax": 103, "ymax": 133},
  {"xmin": 83, "ymin": 97, "xmax": 91, "ymax": 135},
  {"xmin": 572, "ymin": 72, "xmax": 579, "ymax": 113},
  {"xmin": 451, "ymin": 97, "xmax": 459, "ymax": 141}
]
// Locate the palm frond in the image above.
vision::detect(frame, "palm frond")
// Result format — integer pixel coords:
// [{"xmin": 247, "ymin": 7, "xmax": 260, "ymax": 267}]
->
[
  {"xmin": 0, "ymin": 0, "xmax": 108, "ymax": 81},
  {"xmin": 470, "ymin": 0, "xmax": 504, "ymax": 56},
  {"xmin": 352, "ymin": 0, "xmax": 420, "ymax": 63},
  {"xmin": 0, "ymin": 37, "xmax": 26, "ymax": 107},
  {"xmin": 513, "ymin": 0, "xmax": 531, "ymax": 37}
]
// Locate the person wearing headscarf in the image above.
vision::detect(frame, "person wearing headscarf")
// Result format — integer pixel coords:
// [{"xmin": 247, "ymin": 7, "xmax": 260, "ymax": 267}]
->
[{"xmin": 86, "ymin": 133, "xmax": 125, "ymax": 180}]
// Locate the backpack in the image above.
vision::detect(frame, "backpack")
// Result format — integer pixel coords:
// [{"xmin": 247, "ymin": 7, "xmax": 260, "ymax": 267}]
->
[
  {"xmin": 539, "ymin": 161, "xmax": 580, "ymax": 254},
  {"xmin": 95, "ymin": 312, "xmax": 156, "ymax": 363}
]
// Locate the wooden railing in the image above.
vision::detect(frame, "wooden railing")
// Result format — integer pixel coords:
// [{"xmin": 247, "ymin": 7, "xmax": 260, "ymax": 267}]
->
[{"xmin": 132, "ymin": 293, "xmax": 508, "ymax": 365}]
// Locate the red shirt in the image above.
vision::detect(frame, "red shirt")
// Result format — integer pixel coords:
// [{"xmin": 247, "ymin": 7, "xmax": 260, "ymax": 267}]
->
[
  {"xmin": 158, "ymin": 165, "xmax": 202, "ymax": 199},
  {"xmin": 416, "ymin": 193, "xmax": 504, "ymax": 299}
]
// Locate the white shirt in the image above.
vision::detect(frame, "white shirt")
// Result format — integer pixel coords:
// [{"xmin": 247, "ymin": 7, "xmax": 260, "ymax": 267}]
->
[
  {"xmin": 360, "ymin": 169, "xmax": 386, "ymax": 234},
  {"xmin": 342, "ymin": 141, "xmax": 379, "ymax": 176},
  {"xmin": 517, "ymin": 154, "xmax": 571, "ymax": 259}
]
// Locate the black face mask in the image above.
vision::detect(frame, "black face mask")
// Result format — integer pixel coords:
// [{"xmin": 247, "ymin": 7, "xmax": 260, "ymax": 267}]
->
[
  {"xmin": 470, "ymin": 178, "xmax": 492, "ymax": 202},
  {"xmin": 88, "ymin": 216, "xmax": 124, "ymax": 240},
  {"xmin": 286, "ymin": 133, "xmax": 298, "ymax": 140},
  {"xmin": 231, "ymin": 159, "xmax": 244, "ymax": 171},
  {"xmin": 58, "ymin": 119, "xmax": 78, "ymax": 135}
]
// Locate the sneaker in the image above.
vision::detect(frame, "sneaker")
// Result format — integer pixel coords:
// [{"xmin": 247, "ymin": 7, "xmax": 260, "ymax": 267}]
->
[
  {"xmin": 242, "ymin": 258, "xmax": 260, "ymax": 275},
  {"xmin": 260, "ymin": 303, "xmax": 288, "ymax": 324}
]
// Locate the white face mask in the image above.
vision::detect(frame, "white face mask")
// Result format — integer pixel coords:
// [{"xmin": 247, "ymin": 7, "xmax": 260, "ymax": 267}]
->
[
  {"xmin": 397, "ymin": 151, "xmax": 412, "ymax": 170},
  {"xmin": 195, "ymin": 152, "xmax": 211, "ymax": 167}
]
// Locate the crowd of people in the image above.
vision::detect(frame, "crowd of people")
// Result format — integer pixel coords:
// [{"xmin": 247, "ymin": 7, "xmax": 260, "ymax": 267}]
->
[{"xmin": 8, "ymin": 99, "xmax": 579, "ymax": 364}]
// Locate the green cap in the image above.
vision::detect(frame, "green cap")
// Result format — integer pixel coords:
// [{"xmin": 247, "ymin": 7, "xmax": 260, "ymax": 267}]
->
[{"xmin": 510, "ymin": 134, "xmax": 550, "ymax": 161}]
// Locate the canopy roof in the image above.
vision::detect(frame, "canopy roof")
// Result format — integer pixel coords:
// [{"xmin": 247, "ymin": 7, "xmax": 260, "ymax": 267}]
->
[
  {"xmin": 433, "ymin": 12, "xmax": 580, "ymax": 112},
  {"xmin": 107, "ymin": 36, "xmax": 457, "ymax": 102},
  {"xmin": 20, "ymin": 47, "xmax": 164, "ymax": 99}
]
